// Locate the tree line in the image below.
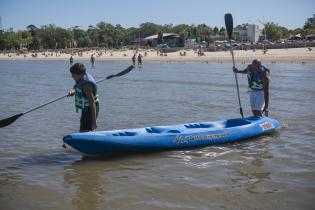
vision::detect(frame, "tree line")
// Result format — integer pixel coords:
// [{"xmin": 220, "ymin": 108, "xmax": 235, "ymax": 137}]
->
[{"xmin": 0, "ymin": 20, "xmax": 314, "ymax": 51}]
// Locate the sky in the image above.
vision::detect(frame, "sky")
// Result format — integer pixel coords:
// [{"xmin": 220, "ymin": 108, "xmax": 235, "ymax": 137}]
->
[{"xmin": 0, "ymin": 0, "xmax": 315, "ymax": 31}]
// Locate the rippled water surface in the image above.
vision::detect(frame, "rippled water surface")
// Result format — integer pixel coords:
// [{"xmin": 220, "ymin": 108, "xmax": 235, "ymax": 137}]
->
[{"xmin": 0, "ymin": 60, "xmax": 314, "ymax": 210}]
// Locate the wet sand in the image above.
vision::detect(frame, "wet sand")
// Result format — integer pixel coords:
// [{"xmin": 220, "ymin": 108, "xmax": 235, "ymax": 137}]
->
[{"xmin": 0, "ymin": 47, "xmax": 314, "ymax": 63}]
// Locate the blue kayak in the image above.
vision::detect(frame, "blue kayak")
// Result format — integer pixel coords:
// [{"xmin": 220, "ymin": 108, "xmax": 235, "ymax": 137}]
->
[{"xmin": 63, "ymin": 116, "xmax": 280, "ymax": 155}]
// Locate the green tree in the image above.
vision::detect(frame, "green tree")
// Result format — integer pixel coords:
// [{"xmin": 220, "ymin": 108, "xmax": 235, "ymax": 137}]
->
[
  {"xmin": 26, "ymin": 24, "xmax": 40, "ymax": 50},
  {"xmin": 70, "ymin": 26, "xmax": 86, "ymax": 47},
  {"xmin": 77, "ymin": 35, "xmax": 91, "ymax": 47},
  {"xmin": 213, "ymin": 26, "xmax": 219, "ymax": 35},
  {"xmin": 114, "ymin": 24, "xmax": 127, "ymax": 47},
  {"xmin": 290, "ymin": 28, "xmax": 304, "ymax": 35},
  {"xmin": 162, "ymin": 24, "xmax": 173, "ymax": 33},
  {"xmin": 196, "ymin": 24, "xmax": 212, "ymax": 43},
  {"xmin": 97, "ymin": 22, "xmax": 116, "ymax": 47},
  {"xmin": 0, "ymin": 32, "xmax": 21, "ymax": 49},
  {"xmin": 0, "ymin": 20, "xmax": 306, "ymax": 51},
  {"xmin": 173, "ymin": 24, "xmax": 192, "ymax": 42},
  {"xmin": 126, "ymin": 27, "xmax": 140, "ymax": 45},
  {"xmin": 219, "ymin": 27, "xmax": 226, "ymax": 39},
  {"xmin": 87, "ymin": 25, "xmax": 99, "ymax": 47},
  {"xmin": 192, "ymin": 26, "xmax": 200, "ymax": 43},
  {"xmin": 303, "ymin": 21, "xmax": 315, "ymax": 35},
  {"xmin": 139, "ymin": 22, "xmax": 162, "ymax": 38},
  {"xmin": 264, "ymin": 22, "xmax": 287, "ymax": 41},
  {"xmin": 157, "ymin": 31, "xmax": 163, "ymax": 44},
  {"xmin": 37, "ymin": 24, "xmax": 72, "ymax": 49}
]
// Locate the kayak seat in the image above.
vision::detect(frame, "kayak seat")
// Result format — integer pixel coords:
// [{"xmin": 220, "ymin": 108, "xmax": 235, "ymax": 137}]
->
[
  {"xmin": 224, "ymin": 119, "xmax": 251, "ymax": 128},
  {"xmin": 146, "ymin": 127, "xmax": 166, "ymax": 134},
  {"xmin": 246, "ymin": 116, "xmax": 262, "ymax": 121},
  {"xmin": 184, "ymin": 123, "xmax": 213, "ymax": 129},
  {"xmin": 112, "ymin": 131, "xmax": 137, "ymax": 136},
  {"xmin": 166, "ymin": 130, "xmax": 181, "ymax": 133}
]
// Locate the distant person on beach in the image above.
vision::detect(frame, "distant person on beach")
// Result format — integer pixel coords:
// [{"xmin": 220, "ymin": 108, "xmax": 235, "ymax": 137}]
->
[
  {"xmin": 137, "ymin": 54, "xmax": 142, "ymax": 68},
  {"xmin": 70, "ymin": 56, "xmax": 73, "ymax": 65},
  {"xmin": 233, "ymin": 59, "xmax": 270, "ymax": 117},
  {"xmin": 132, "ymin": 53, "xmax": 136, "ymax": 66},
  {"xmin": 68, "ymin": 63, "xmax": 99, "ymax": 132},
  {"xmin": 90, "ymin": 55, "xmax": 95, "ymax": 68}
]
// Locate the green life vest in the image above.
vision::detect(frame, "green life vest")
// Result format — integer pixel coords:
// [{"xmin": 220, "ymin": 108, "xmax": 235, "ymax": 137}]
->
[
  {"xmin": 74, "ymin": 73, "xmax": 99, "ymax": 112},
  {"xmin": 247, "ymin": 65, "xmax": 268, "ymax": 90}
]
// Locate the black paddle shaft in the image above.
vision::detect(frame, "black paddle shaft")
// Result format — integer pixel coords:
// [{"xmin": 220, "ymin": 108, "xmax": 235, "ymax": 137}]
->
[
  {"xmin": 0, "ymin": 65, "xmax": 134, "ymax": 128},
  {"xmin": 224, "ymin": 13, "xmax": 244, "ymax": 118}
]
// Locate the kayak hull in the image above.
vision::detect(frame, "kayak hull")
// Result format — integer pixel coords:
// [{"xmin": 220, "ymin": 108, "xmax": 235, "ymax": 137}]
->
[{"xmin": 63, "ymin": 116, "xmax": 280, "ymax": 155}]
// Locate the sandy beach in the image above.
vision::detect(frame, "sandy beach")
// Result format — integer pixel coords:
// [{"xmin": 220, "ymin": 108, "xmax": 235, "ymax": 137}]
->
[{"xmin": 0, "ymin": 47, "xmax": 314, "ymax": 63}]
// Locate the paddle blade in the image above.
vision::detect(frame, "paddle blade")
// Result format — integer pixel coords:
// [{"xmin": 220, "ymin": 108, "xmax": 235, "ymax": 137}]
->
[
  {"xmin": 224, "ymin": 13, "xmax": 233, "ymax": 39},
  {"xmin": 0, "ymin": 113, "xmax": 23, "ymax": 128},
  {"xmin": 106, "ymin": 65, "xmax": 134, "ymax": 80}
]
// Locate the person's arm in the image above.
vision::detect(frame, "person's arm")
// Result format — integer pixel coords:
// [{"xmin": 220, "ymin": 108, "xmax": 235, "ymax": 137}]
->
[
  {"xmin": 262, "ymin": 71, "xmax": 270, "ymax": 117},
  {"xmin": 83, "ymin": 84, "xmax": 97, "ymax": 130},
  {"xmin": 233, "ymin": 67, "xmax": 247, "ymax": 74},
  {"xmin": 264, "ymin": 66, "xmax": 270, "ymax": 74}
]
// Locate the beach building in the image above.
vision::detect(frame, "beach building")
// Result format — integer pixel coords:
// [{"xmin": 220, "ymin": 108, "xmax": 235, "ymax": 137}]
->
[
  {"xmin": 142, "ymin": 33, "xmax": 183, "ymax": 47},
  {"xmin": 209, "ymin": 34, "xmax": 225, "ymax": 43},
  {"xmin": 306, "ymin": 34, "xmax": 315, "ymax": 41},
  {"xmin": 234, "ymin": 24, "xmax": 262, "ymax": 43},
  {"xmin": 184, "ymin": 38, "xmax": 197, "ymax": 48}
]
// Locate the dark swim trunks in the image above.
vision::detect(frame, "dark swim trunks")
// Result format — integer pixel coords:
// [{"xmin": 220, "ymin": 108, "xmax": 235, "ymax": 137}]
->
[{"xmin": 80, "ymin": 102, "xmax": 99, "ymax": 132}]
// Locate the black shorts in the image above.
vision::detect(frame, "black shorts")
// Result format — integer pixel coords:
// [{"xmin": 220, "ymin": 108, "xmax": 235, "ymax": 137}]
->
[{"xmin": 80, "ymin": 103, "xmax": 99, "ymax": 132}]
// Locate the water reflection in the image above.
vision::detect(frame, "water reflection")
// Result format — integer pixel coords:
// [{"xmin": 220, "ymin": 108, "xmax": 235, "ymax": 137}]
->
[
  {"xmin": 62, "ymin": 152, "xmax": 152, "ymax": 210},
  {"xmin": 64, "ymin": 157, "xmax": 106, "ymax": 210},
  {"xmin": 230, "ymin": 137, "xmax": 274, "ymax": 194}
]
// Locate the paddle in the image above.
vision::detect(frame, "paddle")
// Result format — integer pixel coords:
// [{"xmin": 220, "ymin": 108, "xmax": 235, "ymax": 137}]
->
[
  {"xmin": 224, "ymin": 13, "xmax": 244, "ymax": 118},
  {"xmin": 0, "ymin": 65, "xmax": 134, "ymax": 128}
]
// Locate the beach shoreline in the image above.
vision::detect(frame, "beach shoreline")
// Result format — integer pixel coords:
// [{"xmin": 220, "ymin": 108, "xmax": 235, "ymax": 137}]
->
[{"xmin": 0, "ymin": 47, "xmax": 314, "ymax": 64}]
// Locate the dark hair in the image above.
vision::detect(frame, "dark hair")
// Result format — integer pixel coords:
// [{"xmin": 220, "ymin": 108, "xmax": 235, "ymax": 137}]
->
[
  {"xmin": 252, "ymin": 59, "xmax": 261, "ymax": 65},
  {"xmin": 70, "ymin": 63, "xmax": 86, "ymax": 75}
]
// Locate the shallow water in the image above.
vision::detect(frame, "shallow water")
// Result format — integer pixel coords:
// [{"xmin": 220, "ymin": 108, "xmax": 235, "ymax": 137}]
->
[{"xmin": 0, "ymin": 60, "xmax": 314, "ymax": 210}]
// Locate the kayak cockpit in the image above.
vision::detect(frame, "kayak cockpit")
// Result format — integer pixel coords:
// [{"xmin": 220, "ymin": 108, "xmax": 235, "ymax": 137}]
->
[
  {"xmin": 223, "ymin": 118, "xmax": 252, "ymax": 128},
  {"xmin": 184, "ymin": 123, "xmax": 214, "ymax": 129},
  {"xmin": 112, "ymin": 131, "xmax": 137, "ymax": 136},
  {"xmin": 146, "ymin": 127, "xmax": 181, "ymax": 134},
  {"xmin": 124, "ymin": 118, "xmax": 254, "ymax": 136}
]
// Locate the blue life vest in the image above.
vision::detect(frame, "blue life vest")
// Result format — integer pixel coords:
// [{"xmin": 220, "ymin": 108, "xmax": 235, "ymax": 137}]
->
[
  {"xmin": 246, "ymin": 65, "xmax": 268, "ymax": 90},
  {"xmin": 74, "ymin": 73, "xmax": 99, "ymax": 112}
]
